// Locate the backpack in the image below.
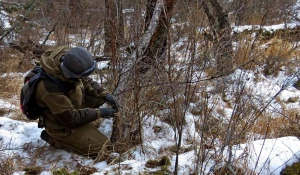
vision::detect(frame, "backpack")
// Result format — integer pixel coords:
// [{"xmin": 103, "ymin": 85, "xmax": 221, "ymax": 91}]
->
[{"xmin": 20, "ymin": 66, "xmax": 70, "ymax": 120}]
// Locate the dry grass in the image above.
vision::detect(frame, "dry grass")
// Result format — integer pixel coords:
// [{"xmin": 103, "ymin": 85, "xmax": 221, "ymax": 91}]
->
[
  {"xmin": 232, "ymin": 31, "xmax": 299, "ymax": 75},
  {"xmin": 249, "ymin": 108, "xmax": 300, "ymax": 138},
  {"xmin": 0, "ymin": 57, "xmax": 28, "ymax": 73},
  {"xmin": 261, "ymin": 38, "xmax": 296, "ymax": 76},
  {"xmin": 274, "ymin": 109, "xmax": 300, "ymax": 138},
  {"xmin": 250, "ymin": 114, "xmax": 274, "ymax": 138},
  {"xmin": 0, "ymin": 155, "xmax": 15, "ymax": 175},
  {"xmin": 0, "ymin": 47, "xmax": 33, "ymax": 73},
  {"xmin": 0, "ymin": 70, "xmax": 29, "ymax": 121},
  {"xmin": 0, "ymin": 108, "xmax": 8, "ymax": 116},
  {"xmin": 0, "ymin": 141, "xmax": 25, "ymax": 175},
  {"xmin": 263, "ymin": 38, "xmax": 295, "ymax": 58},
  {"xmin": 0, "ymin": 75, "xmax": 23, "ymax": 99},
  {"xmin": 233, "ymin": 37, "xmax": 257, "ymax": 70}
]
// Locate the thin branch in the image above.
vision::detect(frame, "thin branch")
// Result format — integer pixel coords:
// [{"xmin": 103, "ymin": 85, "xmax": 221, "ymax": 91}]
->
[
  {"xmin": 0, "ymin": 0, "xmax": 38, "ymax": 42},
  {"xmin": 115, "ymin": 59, "xmax": 256, "ymax": 96},
  {"xmin": 40, "ymin": 22, "xmax": 58, "ymax": 48}
]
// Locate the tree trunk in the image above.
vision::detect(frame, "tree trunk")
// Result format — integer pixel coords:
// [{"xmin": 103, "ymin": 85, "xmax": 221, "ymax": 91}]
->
[
  {"xmin": 104, "ymin": 0, "xmax": 124, "ymax": 66},
  {"xmin": 68, "ymin": 0, "xmax": 82, "ymax": 29},
  {"xmin": 144, "ymin": 0, "xmax": 158, "ymax": 32},
  {"xmin": 111, "ymin": 0, "xmax": 175, "ymax": 152},
  {"xmin": 117, "ymin": 0, "xmax": 124, "ymax": 46},
  {"xmin": 137, "ymin": 0, "xmax": 175, "ymax": 73},
  {"xmin": 202, "ymin": 0, "xmax": 233, "ymax": 76},
  {"xmin": 105, "ymin": 0, "xmax": 124, "ymax": 145},
  {"xmin": 110, "ymin": 110, "xmax": 120, "ymax": 144},
  {"xmin": 235, "ymin": 0, "xmax": 248, "ymax": 25}
]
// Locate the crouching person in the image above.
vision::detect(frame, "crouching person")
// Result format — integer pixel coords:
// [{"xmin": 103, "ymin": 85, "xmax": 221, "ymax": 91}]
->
[{"xmin": 35, "ymin": 46, "xmax": 118, "ymax": 158}]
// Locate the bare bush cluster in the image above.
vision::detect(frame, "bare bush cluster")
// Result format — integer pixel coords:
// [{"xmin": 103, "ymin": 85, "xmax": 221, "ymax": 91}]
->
[{"xmin": 0, "ymin": 0, "xmax": 300, "ymax": 174}]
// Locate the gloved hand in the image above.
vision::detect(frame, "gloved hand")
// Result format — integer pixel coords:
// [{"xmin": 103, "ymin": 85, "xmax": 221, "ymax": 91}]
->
[
  {"xmin": 100, "ymin": 108, "xmax": 117, "ymax": 118},
  {"xmin": 105, "ymin": 94, "xmax": 118, "ymax": 110}
]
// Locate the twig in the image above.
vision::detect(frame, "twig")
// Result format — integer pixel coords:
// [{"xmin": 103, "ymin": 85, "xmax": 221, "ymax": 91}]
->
[
  {"xmin": 40, "ymin": 22, "xmax": 58, "ymax": 48},
  {"xmin": 92, "ymin": 140, "xmax": 110, "ymax": 163},
  {"xmin": 0, "ymin": 145, "xmax": 48, "ymax": 152},
  {"xmin": 0, "ymin": 0, "xmax": 38, "ymax": 41},
  {"xmin": 269, "ymin": 150, "xmax": 300, "ymax": 174}
]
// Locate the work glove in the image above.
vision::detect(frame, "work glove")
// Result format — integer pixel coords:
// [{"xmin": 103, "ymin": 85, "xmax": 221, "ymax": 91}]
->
[
  {"xmin": 105, "ymin": 94, "xmax": 118, "ymax": 110},
  {"xmin": 100, "ymin": 108, "xmax": 117, "ymax": 118}
]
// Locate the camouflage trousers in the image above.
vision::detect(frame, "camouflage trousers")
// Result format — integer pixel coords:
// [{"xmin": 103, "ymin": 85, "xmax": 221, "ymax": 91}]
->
[{"xmin": 46, "ymin": 118, "xmax": 109, "ymax": 158}]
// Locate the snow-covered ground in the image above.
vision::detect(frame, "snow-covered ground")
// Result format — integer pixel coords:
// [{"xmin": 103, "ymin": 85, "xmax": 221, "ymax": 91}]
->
[
  {"xmin": 1, "ymin": 105, "xmax": 300, "ymax": 175},
  {"xmin": 1, "ymin": 108, "xmax": 300, "ymax": 175},
  {"xmin": 1, "ymin": 63, "xmax": 300, "ymax": 174}
]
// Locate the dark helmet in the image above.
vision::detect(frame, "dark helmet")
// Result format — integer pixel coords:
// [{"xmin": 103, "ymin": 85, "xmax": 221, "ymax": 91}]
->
[{"xmin": 60, "ymin": 47, "xmax": 97, "ymax": 79}]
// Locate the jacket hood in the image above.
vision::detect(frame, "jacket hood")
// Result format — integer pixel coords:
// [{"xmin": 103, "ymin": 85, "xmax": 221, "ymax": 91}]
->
[{"xmin": 40, "ymin": 46, "xmax": 68, "ymax": 81}]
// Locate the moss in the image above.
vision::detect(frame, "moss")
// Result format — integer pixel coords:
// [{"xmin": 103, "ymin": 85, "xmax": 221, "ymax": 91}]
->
[
  {"xmin": 146, "ymin": 159, "xmax": 161, "ymax": 168},
  {"xmin": 24, "ymin": 166, "xmax": 42, "ymax": 175},
  {"xmin": 214, "ymin": 166, "xmax": 245, "ymax": 175},
  {"xmin": 0, "ymin": 108, "xmax": 8, "ymax": 116},
  {"xmin": 145, "ymin": 156, "xmax": 171, "ymax": 168},
  {"xmin": 152, "ymin": 165, "xmax": 172, "ymax": 175},
  {"xmin": 263, "ymin": 64, "xmax": 275, "ymax": 76},
  {"xmin": 281, "ymin": 162, "xmax": 300, "ymax": 175},
  {"xmin": 261, "ymin": 30, "xmax": 275, "ymax": 40},
  {"xmin": 153, "ymin": 126, "xmax": 163, "ymax": 133},
  {"xmin": 76, "ymin": 165, "xmax": 97, "ymax": 175},
  {"xmin": 52, "ymin": 168, "xmax": 78, "ymax": 175},
  {"xmin": 287, "ymin": 97, "xmax": 299, "ymax": 103},
  {"xmin": 190, "ymin": 107, "xmax": 201, "ymax": 116},
  {"xmin": 293, "ymin": 80, "xmax": 300, "ymax": 90},
  {"xmin": 159, "ymin": 156, "xmax": 171, "ymax": 166},
  {"xmin": 23, "ymin": 0, "xmax": 37, "ymax": 10},
  {"xmin": 2, "ymin": 4, "xmax": 21, "ymax": 14},
  {"xmin": 168, "ymin": 145, "xmax": 193, "ymax": 154}
]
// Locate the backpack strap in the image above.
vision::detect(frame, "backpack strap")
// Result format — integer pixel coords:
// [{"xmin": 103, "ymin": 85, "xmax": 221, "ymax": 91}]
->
[
  {"xmin": 21, "ymin": 66, "xmax": 72, "ymax": 121},
  {"xmin": 40, "ymin": 69, "xmax": 72, "ymax": 95}
]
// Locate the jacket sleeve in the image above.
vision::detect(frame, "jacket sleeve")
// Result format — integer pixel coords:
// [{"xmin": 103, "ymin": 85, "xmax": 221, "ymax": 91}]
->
[
  {"xmin": 36, "ymin": 80, "xmax": 101, "ymax": 129},
  {"xmin": 81, "ymin": 77, "xmax": 108, "ymax": 107}
]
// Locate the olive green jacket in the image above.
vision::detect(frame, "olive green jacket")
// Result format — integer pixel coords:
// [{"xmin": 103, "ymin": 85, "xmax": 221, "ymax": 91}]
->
[{"xmin": 36, "ymin": 46, "xmax": 108, "ymax": 136}]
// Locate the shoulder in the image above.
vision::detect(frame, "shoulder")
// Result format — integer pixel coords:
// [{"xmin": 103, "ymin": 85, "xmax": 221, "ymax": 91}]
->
[
  {"xmin": 42, "ymin": 46, "xmax": 68, "ymax": 58},
  {"xmin": 36, "ymin": 79, "xmax": 62, "ymax": 94}
]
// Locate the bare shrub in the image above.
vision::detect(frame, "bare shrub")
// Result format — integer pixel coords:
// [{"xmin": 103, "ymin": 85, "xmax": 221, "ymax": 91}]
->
[
  {"xmin": 0, "ymin": 142, "xmax": 20, "ymax": 175},
  {"xmin": 225, "ymin": 0, "xmax": 297, "ymax": 25},
  {"xmin": 232, "ymin": 35, "xmax": 257, "ymax": 70},
  {"xmin": 0, "ymin": 47, "xmax": 33, "ymax": 73},
  {"xmin": 0, "ymin": 74, "xmax": 23, "ymax": 99},
  {"xmin": 262, "ymin": 38, "xmax": 296, "ymax": 76},
  {"xmin": 0, "ymin": 155, "xmax": 15, "ymax": 175},
  {"xmin": 23, "ymin": 166, "xmax": 42, "ymax": 175},
  {"xmin": 276, "ymin": 109, "xmax": 300, "ymax": 137}
]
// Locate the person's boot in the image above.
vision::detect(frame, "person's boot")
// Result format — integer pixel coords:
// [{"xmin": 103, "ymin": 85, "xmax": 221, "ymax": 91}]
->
[{"xmin": 40, "ymin": 130, "xmax": 55, "ymax": 146}]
